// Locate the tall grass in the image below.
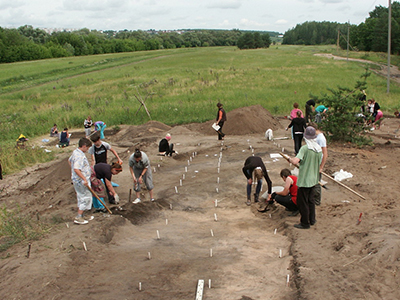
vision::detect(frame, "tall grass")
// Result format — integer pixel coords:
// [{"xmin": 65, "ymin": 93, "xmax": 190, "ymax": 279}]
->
[
  {"xmin": 1, "ymin": 45, "xmax": 399, "ymax": 145},
  {"xmin": 0, "ymin": 142, "xmax": 55, "ymax": 176},
  {"xmin": 0, "ymin": 206, "xmax": 47, "ymax": 252}
]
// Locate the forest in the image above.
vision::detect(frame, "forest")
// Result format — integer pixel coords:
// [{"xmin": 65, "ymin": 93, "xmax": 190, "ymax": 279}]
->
[
  {"xmin": 0, "ymin": 27, "xmax": 276, "ymax": 63},
  {"xmin": 283, "ymin": 2, "xmax": 400, "ymax": 54}
]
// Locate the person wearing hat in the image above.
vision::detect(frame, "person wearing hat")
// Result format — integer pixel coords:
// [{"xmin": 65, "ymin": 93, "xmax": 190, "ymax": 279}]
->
[
  {"xmin": 159, "ymin": 133, "xmax": 176, "ymax": 156},
  {"xmin": 287, "ymin": 126, "xmax": 322, "ymax": 229},
  {"xmin": 216, "ymin": 102, "xmax": 227, "ymax": 140}
]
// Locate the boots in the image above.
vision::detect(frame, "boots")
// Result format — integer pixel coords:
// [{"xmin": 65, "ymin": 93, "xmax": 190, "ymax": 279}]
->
[{"xmin": 254, "ymin": 193, "xmax": 259, "ymax": 203}]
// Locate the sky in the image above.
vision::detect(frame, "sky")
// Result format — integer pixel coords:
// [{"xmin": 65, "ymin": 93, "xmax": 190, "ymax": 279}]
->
[{"xmin": 0, "ymin": 0, "xmax": 392, "ymax": 33}]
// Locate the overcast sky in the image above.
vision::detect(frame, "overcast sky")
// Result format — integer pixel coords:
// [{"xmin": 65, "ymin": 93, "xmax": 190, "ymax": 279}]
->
[{"xmin": 0, "ymin": 0, "xmax": 391, "ymax": 33}]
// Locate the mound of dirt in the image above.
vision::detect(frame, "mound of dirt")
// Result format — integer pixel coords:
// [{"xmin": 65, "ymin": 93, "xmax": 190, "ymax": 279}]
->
[{"xmin": 185, "ymin": 105, "xmax": 282, "ymax": 136}]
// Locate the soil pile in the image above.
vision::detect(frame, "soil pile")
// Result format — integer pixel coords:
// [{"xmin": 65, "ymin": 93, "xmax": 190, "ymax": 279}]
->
[{"xmin": 186, "ymin": 104, "xmax": 281, "ymax": 136}]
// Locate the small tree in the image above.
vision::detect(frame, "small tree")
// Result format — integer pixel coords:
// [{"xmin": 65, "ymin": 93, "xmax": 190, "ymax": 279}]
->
[{"xmin": 312, "ymin": 67, "xmax": 372, "ymax": 145}]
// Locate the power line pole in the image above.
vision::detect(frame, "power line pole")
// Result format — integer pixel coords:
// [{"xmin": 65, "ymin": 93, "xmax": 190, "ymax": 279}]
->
[{"xmin": 387, "ymin": 0, "xmax": 392, "ymax": 94}]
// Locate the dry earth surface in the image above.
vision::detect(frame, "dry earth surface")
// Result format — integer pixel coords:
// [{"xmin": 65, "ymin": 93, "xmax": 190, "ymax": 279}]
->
[{"xmin": 1, "ymin": 105, "xmax": 400, "ymax": 300}]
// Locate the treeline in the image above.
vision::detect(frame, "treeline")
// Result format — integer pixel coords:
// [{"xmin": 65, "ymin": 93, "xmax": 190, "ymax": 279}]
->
[
  {"xmin": 283, "ymin": 2, "xmax": 400, "ymax": 54},
  {"xmin": 0, "ymin": 26, "xmax": 278, "ymax": 63}
]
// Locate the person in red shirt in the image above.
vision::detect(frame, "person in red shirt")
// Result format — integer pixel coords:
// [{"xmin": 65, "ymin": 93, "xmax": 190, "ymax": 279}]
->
[{"xmin": 269, "ymin": 168, "xmax": 299, "ymax": 216}]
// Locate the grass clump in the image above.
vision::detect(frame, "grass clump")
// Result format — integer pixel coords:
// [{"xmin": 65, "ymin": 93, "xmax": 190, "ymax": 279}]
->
[
  {"xmin": 0, "ymin": 142, "xmax": 55, "ymax": 176},
  {"xmin": 0, "ymin": 206, "xmax": 46, "ymax": 252}
]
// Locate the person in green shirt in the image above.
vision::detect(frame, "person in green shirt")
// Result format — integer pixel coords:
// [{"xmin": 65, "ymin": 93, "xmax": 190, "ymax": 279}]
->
[{"xmin": 287, "ymin": 126, "xmax": 322, "ymax": 229}]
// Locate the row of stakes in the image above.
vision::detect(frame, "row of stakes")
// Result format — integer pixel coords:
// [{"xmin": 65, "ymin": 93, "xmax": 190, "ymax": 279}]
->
[{"xmin": 138, "ymin": 140, "xmax": 291, "ymax": 294}]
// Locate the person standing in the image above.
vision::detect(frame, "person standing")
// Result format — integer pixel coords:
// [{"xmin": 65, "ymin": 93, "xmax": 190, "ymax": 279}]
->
[
  {"xmin": 88, "ymin": 132, "xmax": 123, "ymax": 166},
  {"xmin": 290, "ymin": 102, "xmax": 304, "ymax": 120},
  {"xmin": 69, "ymin": 138, "xmax": 93, "ymax": 225},
  {"xmin": 287, "ymin": 110, "xmax": 306, "ymax": 155},
  {"xmin": 84, "ymin": 116, "xmax": 93, "ymax": 138},
  {"xmin": 216, "ymin": 102, "xmax": 227, "ymax": 140},
  {"xmin": 242, "ymin": 156, "xmax": 272, "ymax": 206},
  {"xmin": 287, "ymin": 126, "xmax": 322, "ymax": 229},
  {"xmin": 159, "ymin": 133, "xmax": 176, "ymax": 156},
  {"xmin": 305, "ymin": 99, "xmax": 316, "ymax": 124},
  {"xmin": 310, "ymin": 123, "xmax": 328, "ymax": 206},
  {"xmin": 129, "ymin": 149, "xmax": 155, "ymax": 203},
  {"xmin": 94, "ymin": 162, "xmax": 122, "ymax": 205}
]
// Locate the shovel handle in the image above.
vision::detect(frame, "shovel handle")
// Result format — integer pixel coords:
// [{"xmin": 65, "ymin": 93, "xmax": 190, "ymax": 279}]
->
[{"xmin": 87, "ymin": 186, "xmax": 113, "ymax": 214}]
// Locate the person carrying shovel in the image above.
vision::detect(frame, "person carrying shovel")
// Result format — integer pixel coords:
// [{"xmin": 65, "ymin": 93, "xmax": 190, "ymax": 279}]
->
[{"xmin": 69, "ymin": 137, "xmax": 93, "ymax": 225}]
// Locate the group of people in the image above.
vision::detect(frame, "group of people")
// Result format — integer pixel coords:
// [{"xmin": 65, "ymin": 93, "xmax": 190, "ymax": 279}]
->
[
  {"xmin": 69, "ymin": 131, "xmax": 157, "ymax": 224},
  {"xmin": 245, "ymin": 122, "xmax": 327, "ymax": 229}
]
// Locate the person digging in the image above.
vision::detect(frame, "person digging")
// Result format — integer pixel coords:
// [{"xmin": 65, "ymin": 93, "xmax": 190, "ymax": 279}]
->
[{"xmin": 242, "ymin": 156, "xmax": 272, "ymax": 206}]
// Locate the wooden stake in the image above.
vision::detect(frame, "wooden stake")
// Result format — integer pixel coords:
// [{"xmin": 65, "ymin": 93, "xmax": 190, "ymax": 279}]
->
[
  {"xmin": 214, "ymin": 213, "xmax": 218, "ymax": 221},
  {"xmin": 139, "ymin": 282, "xmax": 142, "ymax": 291},
  {"xmin": 210, "ymin": 229, "xmax": 214, "ymax": 237},
  {"xmin": 83, "ymin": 241, "xmax": 87, "ymax": 251},
  {"xmin": 26, "ymin": 243, "xmax": 31, "ymax": 258},
  {"xmin": 148, "ymin": 252, "xmax": 151, "ymax": 260},
  {"xmin": 156, "ymin": 230, "xmax": 160, "ymax": 240}
]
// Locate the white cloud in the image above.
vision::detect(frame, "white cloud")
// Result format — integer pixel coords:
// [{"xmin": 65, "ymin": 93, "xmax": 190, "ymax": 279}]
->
[
  {"xmin": 207, "ymin": 0, "xmax": 241, "ymax": 9},
  {"xmin": 275, "ymin": 19, "xmax": 288, "ymax": 25}
]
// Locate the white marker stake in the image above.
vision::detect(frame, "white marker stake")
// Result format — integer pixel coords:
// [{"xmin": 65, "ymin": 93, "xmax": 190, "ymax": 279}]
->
[
  {"xmin": 217, "ymin": 162, "xmax": 220, "ymax": 168},
  {"xmin": 287, "ymin": 275, "xmax": 290, "ymax": 287},
  {"xmin": 166, "ymin": 219, "xmax": 168, "ymax": 225},
  {"xmin": 214, "ymin": 199, "xmax": 218, "ymax": 207},
  {"xmin": 269, "ymin": 214, "xmax": 272, "ymax": 218},
  {"xmin": 139, "ymin": 282, "xmax": 142, "ymax": 291},
  {"xmin": 217, "ymin": 168, "xmax": 220, "ymax": 174},
  {"xmin": 210, "ymin": 248, "xmax": 213, "ymax": 257},
  {"xmin": 170, "ymin": 203, "xmax": 173, "ymax": 210},
  {"xmin": 188, "ymin": 160, "xmax": 190, "ymax": 166},
  {"xmin": 156, "ymin": 230, "xmax": 160, "ymax": 240},
  {"xmin": 209, "ymin": 279, "xmax": 212, "ymax": 289},
  {"xmin": 65, "ymin": 223, "xmax": 69, "ymax": 228},
  {"xmin": 216, "ymin": 187, "xmax": 219, "ymax": 193},
  {"xmin": 175, "ymin": 186, "xmax": 178, "ymax": 194},
  {"xmin": 161, "ymin": 157, "xmax": 163, "ymax": 161},
  {"xmin": 185, "ymin": 167, "xmax": 187, "ymax": 172},
  {"xmin": 282, "ymin": 147, "xmax": 285, "ymax": 153},
  {"xmin": 217, "ymin": 177, "xmax": 220, "ymax": 184},
  {"xmin": 180, "ymin": 179, "xmax": 182, "ymax": 186},
  {"xmin": 274, "ymin": 228, "xmax": 277, "ymax": 235},
  {"xmin": 158, "ymin": 164, "xmax": 160, "ymax": 168},
  {"xmin": 214, "ymin": 213, "xmax": 218, "ymax": 221},
  {"xmin": 148, "ymin": 252, "xmax": 151, "ymax": 260},
  {"xmin": 252, "ymin": 148, "xmax": 254, "ymax": 153},
  {"xmin": 210, "ymin": 229, "xmax": 214, "ymax": 237},
  {"xmin": 153, "ymin": 167, "xmax": 156, "ymax": 172},
  {"xmin": 190, "ymin": 157, "xmax": 192, "ymax": 162},
  {"xmin": 83, "ymin": 242, "xmax": 87, "ymax": 251},
  {"xmin": 279, "ymin": 249, "xmax": 282, "ymax": 258},
  {"xmin": 183, "ymin": 174, "xmax": 185, "ymax": 180}
]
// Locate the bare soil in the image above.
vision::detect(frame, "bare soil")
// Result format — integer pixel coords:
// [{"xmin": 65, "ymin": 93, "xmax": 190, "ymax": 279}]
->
[{"xmin": 1, "ymin": 105, "xmax": 399, "ymax": 300}]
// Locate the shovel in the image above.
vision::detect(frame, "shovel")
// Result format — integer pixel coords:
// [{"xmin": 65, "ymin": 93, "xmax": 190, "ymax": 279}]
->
[{"xmin": 88, "ymin": 186, "xmax": 112, "ymax": 214}]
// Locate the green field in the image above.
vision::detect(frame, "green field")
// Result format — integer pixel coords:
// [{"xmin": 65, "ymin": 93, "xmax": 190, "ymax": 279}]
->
[{"xmin": 1, "ymin": 45, "xmax": 399, "ymax": 173}]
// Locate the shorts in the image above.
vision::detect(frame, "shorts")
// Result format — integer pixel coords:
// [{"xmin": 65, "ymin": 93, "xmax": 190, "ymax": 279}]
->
[
  {"xmin": 74, "ymin": 182, "xmax": 93, "ymax": 211},
  {"xmin": 85, "ymin": 128, "xmax": 91, "ymax": 136}
]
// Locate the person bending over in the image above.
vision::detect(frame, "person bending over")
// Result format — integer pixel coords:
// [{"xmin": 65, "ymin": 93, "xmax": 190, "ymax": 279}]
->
[
  {"xmin": 268, "ymin": 169, "xmax": 299, "ymax": 216},
  {"xmin": 242, "ymin": 156, "xmax": 272, "ymax": 206}
]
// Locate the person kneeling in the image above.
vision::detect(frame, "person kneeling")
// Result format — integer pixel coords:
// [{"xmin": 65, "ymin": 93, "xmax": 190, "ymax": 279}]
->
[
  {"xmin": 266, "ymin": 169, "xmax": 299, "ymax": 216},
  {"xmin": 159, "ymin": 133, "xmax": 176, "ymax": 156}
]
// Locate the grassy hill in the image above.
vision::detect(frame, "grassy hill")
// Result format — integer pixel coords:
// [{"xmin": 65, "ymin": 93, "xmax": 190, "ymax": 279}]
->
[{"xmin": 1, "ymin": 45, "xmax": 399, "ymax": 146}]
